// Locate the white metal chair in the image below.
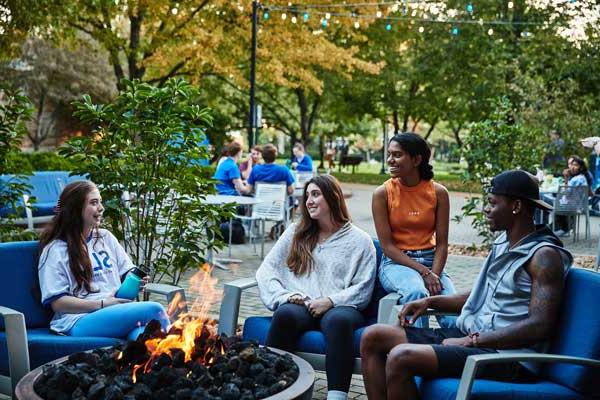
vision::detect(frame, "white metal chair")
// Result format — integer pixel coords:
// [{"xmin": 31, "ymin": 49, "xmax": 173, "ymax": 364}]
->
[
  {"xmin": 552, "ymin": 185, "xmax": 591, "ymax": 241},
  {"xmin": 238, "ymin": 182, "xmax": 289, "ymax": 259}
]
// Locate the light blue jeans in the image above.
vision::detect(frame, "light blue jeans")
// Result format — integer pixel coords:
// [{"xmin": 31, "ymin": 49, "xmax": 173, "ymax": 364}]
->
[
  {"xmin": 378, "ymin": 249, "xmax": 457, "ymax": 328},
  {"xmin": 69, "ymin": 301, "xmax": 170, "ymax": 341}
]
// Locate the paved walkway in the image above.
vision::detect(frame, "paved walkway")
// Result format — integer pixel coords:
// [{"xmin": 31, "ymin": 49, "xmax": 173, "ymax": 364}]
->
[{"xmin": 166, "ymin": 182, "xmax": 598, "ymax": 399}]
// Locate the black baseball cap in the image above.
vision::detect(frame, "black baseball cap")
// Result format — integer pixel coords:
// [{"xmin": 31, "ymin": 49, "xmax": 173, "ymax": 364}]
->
[{"xmin": 488, "ymin": 170, "xmax": 553, "ymax": 211}]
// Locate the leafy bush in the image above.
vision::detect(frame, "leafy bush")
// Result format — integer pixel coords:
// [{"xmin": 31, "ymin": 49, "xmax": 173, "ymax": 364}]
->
[
  {"xmin": 61, "ymin": 78, "xmax": 234, "ymax": 285},
  {"xmin": 456, "ymin": 98, "xmax": 544, "ymax": 246},
  {"xmin": 0, "ymin": 85, "xmax": 35, "ymax": 242},
  {"xmin": 8, "ymin": 151, "xmax": 79, "ymax": 173}
]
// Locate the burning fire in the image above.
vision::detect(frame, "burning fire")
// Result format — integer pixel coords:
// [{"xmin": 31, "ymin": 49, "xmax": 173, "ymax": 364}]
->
[{"xmin": 122, "ymin": 263, "xmax": 225, "ymax": 383}]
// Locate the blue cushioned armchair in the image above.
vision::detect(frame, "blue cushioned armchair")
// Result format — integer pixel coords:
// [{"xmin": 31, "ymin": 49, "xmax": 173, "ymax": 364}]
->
[
  {"xmin": 0, "ymin": 241, "xmax": 187, "ymax": 397},
  {"xmin": 412, "ymin": 268, "xmax": 600, "ymax": 400},
  {"xmin": 217, "ymin": 239, "xmax": 400, "ymax": 373}
]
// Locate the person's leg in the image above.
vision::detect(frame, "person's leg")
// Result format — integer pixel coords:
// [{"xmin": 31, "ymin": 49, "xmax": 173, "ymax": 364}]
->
[
  {"xmin": 436, "ymin": 272, "xmax": 458, "ymax": 328},
  {"xmin": 378, "ymin": 256, "xmax": 431, "ymax": 328},
  {"xmin": 386, "ymin": 343, "xmax": 439, "ymax": 400},
  {"xmin": 360, "ymin": 323, "xmax": 409, "ymax": 400},
  {"xmin": 69, "ymin": 301, "xmax": 169, "ymax": 338},
  {"xmin": 319, "ymin": 306, "xmax": 365, "ymax": 398},
  {"xmin": 265, "ymin": 303, "xmax": 315, "ymax": 352}
]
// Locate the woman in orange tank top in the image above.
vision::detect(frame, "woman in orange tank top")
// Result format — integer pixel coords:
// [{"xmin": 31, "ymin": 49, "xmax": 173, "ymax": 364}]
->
[{"xmin": 372, "ymin": 133, "xmax": 456, "ymax": 328}]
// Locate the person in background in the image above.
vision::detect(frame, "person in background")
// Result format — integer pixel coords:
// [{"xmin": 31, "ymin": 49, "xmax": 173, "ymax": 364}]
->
[
  {"xmin": 553, "ymin": 156, "xmax": 591, "ymax": 236},
  {"xmin": 291, "ymin": 142, "xmax": 314, "ymax": 172},
  {"xmin": 38, "ymin": 181, "xmax": 170, "ymax": 340},
  {"xmin": 256, "ymin": 175, "xmax": 376, "ymax": 400},
  {"xmin": 246, "ymin": 144, "xmax": 295, "ymax": 195},
  {"xmin": 213, "ymin": 141, "xmax": 248, "ymax": 195},
  {"xmin": 240, "ymin": 145, "xmax": 262, "ymax": 181},
  {"xmin": 372, "ymin": 132, "xmax": 456, "ymax": 329},
  {"xmin": 216, "ymin": 146, "xmax": 229, "ymax": 168}
]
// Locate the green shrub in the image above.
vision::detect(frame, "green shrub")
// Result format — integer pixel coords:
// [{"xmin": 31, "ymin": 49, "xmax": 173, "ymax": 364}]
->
[
  {"xmin": 0, "ymin": 85, "xmax": 34, "ymax": 242},
  {"xmin": 61, "ymin": 78, "xmax": 233, "ymax": 285}
]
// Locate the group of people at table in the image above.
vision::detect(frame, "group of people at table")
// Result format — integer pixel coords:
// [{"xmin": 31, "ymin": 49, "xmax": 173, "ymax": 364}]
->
[
  {"xmin": 213, "ymin": 141, "xmax": 314, "ymax": 197},
  {"xmin": 35, "ymin": 132, "xmax": 574, "ymax": 400}
]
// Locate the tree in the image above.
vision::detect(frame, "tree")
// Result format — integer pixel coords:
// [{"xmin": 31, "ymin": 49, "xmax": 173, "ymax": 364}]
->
[
  {"xmin": 2, "ymin": 37, "xmax": 117, "ymax": 149},
  {"xmin": 60, "ymin": 78, "xmax": 233, "ymax": 285}
]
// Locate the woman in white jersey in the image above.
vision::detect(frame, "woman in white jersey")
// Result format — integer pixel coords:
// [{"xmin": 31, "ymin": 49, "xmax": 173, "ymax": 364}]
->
[{"xmin": 38, "ymin": 180, "xmax": 169, "ymax": 340}]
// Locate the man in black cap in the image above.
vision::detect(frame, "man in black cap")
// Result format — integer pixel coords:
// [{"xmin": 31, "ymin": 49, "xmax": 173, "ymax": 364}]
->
[{"xmin": 361, "ymin": 170, "xmax": 573, "ymax": 400}]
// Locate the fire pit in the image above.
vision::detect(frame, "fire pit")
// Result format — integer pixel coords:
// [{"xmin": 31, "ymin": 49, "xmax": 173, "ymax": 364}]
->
[
  {"xmin": 15, "ymin": 321, "xmax": 314, "ymax": 400},
  {"xmin": 16, "ymin": 266, "xmax": 314, "ymax": 399}
]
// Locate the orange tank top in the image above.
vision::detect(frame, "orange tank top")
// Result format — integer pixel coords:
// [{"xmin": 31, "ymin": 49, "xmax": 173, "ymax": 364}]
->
[{"xmin": 384, "ymin": 178, "xmax": 437, "ymax": 250}]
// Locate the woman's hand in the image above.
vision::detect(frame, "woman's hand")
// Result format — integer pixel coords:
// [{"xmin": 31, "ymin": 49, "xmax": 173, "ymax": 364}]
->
[
  {"xmin": 442, "ymin": 336, "xmax": 472, "ymax": 347},
  {"xmin": 307, "ymin": 297, "xmax": 333, "ymax": 318},
  {"xmin": 422, "ymin": 271, "xmax": 442, "ymax": 296},
  {"xmin": 103, "ymin": 289, "xmax": 132, "ymax": 308},
  {"xmin": 288, "ymin": 294, "xmax": 306, "ymax": 306},
  {"xmin": 398, "ymin": 298, "xmax": 430, "ymax": 327}
]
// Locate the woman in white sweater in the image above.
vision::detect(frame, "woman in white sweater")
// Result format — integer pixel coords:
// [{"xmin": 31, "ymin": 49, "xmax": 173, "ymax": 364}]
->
[{"xmin": 256, "ymin": 175, "xmax": 376, "ymax": 400}]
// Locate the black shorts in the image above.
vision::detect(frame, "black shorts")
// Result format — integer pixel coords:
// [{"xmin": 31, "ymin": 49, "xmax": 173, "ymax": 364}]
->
[{"xmin": 405, "ymin": 327, "xmax": 536, "ymax": 382}]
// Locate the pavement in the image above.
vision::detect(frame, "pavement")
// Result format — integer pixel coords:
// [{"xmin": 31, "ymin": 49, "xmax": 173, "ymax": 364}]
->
[{"xmin": 166, "ymin": 182, "xmax": 599, "ymax": 400}]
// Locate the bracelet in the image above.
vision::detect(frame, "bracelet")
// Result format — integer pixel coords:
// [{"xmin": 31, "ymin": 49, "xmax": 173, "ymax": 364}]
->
[
  {"xmin": 420, "ymin": 269, "xmax": 431, "ymax": 278},
  {"xmin": 100, "ymin": 299, "xmax": 104, "ymax": 309},
  {"xmin": 468, "ymin": 332, "xmax": 480, "ymax": 347}
]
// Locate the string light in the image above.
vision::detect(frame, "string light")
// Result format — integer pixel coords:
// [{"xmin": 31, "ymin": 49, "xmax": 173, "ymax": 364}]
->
[
  {"xmin": 304, "ymin": 12, "xmax": 310, "ymax": 21},
  {"xmin": 385, "ymin": 22, "xmax": 392, "ymax": 31},
  {"xmin": 418, "ymin": 26, "xmax": 424, "ymax": 33},
  {"xmin": 354, "ymin": 21, "xmax": 360, "ymax": 29},
  {"xmin": 263, "ymin": 10, "xmax": 270, "ymax": 20},
  {"xmin": 291, "ymin": 15, "xmax": 297, "ymax": 23},
  {"xmin": 321, "ymin": 18, "xmax": 328, "ymax": 27},
  {"xmin": 451, "ymin": 26, "xmax": 459, "ymax": 35},
  {"xmin": 487, "ymin": 28, "xmax": 494, "ymax": 35},
  {"xmin": 281, "ymin": 12, "xmax": 287, "ymax": 20},
  {"xmin": 508, "ymin": 1, "xmax": 514, "ymax": 9},
  {"xmin": 376, "ymin": 10, "xmax": 383, "ymax": 18},
  {"xmin": 466, "ymin": 3, "xmax": 474, "ymax": 14}
]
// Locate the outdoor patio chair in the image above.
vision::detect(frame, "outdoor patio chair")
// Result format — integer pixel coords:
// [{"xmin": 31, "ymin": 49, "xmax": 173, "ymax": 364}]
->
[
  {"xmin": 386, "ymin": 267, "xmax": 600, "ymax": 400},
  {"xmin": 0, "ymin": 240, "xmax": 188, "ymax": 397},
  {"xmin": 217, "ymin": 239, "xmax": 400, "ymax": 374},
  {"xmin": 552, "ymin": 185, "xmax": 591, "ymax": 241},
  {"xmin": 0, "ymin": 172, "xmax": 87, "ymax": 230},
  {"xmin": 237, "ymin": 182, "xmax": 292, "ymax": 260}
]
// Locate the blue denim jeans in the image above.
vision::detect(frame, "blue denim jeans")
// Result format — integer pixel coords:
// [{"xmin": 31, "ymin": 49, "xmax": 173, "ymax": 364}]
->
[
  {"xmin": 378, "ymin": 249, "xmax": 457, "ymax": 328},
  {"xmin": 69, "ymin": 301, "xmax": 170, "ymax": 341}
]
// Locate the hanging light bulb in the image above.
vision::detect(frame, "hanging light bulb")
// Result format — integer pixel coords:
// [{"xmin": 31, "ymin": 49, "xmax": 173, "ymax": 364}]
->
[
  {"xmin": 488, "ymin": 28, "xmax": 494, "ymax": 35},
  {"xmin": 466, "ymin": 3, "xmax": 474, "ymax": 14},
  {"xmin": 508, "ymin": 1, "xmax": 514, "ymax": 9},
  {"xmin": 385, "ymin": 23, "xmax": 392, "ymax": 31},
  {"xmin": 418, "ymin": 26, "xmax": 424, "ymax": 33},
  {"xmin": 354, "ymin": 21, "xmax": 360, "ymax": 29},
  {"xmin": 263, "ymin": 10, "xmax": 270, "ymax": 20},
  {"xmin": 321, "ymin": 18, "xmax": 328, "ymax": 28},
  {"xmin": 281, "ymin": 13, "xmax": 287, "ymax": 20},
  {"xmin": 325, "ymin": 12, "xmax": 331, "ymax": 19},
  {"xmin": 303, "ymin": 12, "xmax": 309, "ymax": 21},
  {"xmin": 291, "ymin": 15, "xmax": 297, "ymax": 23},
  {"xmin": 451, "ymin": 26, "xmax": 459, "ymax": 35},
  {"xmin": 376, "ymin": 10, "xmax": 383, "ymax": 18}
]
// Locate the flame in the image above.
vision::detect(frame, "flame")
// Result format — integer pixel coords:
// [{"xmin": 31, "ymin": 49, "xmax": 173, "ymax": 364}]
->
[{"xmin": 125, "ymin": 263, "xmax": 224, "ymax": 382}]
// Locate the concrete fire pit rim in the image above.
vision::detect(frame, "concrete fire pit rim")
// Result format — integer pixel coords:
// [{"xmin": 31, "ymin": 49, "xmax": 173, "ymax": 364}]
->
[{"xmin": 15, "ymin": 346, "xmax": 315, "ymax": 400}]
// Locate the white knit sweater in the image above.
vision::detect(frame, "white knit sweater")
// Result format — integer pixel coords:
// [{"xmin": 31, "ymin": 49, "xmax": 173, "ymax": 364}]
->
[{"xmin": 256, "ymin": 222, "xmax": 376, "ymax": 311}]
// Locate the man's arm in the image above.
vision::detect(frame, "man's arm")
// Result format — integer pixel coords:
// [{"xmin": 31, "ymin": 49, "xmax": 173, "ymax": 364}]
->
[{"xmin": 475, "ymin": 246, "xmax": 564, "ymax": 349}]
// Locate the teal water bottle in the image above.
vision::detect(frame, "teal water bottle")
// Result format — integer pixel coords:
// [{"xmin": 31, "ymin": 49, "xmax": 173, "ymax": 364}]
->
[{"xmin": 115, "ymin": 267, "xmax": 147, "ymax": 299}]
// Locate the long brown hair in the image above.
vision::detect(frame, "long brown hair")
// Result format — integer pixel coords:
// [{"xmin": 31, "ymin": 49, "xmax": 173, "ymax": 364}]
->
[
  {"xmin": 39, "ymin": 180, "xmax": 99, "ymax": 295},
  {"xmin": 287, "ymin": 175, "xmax": 350, "ymax": 276}
]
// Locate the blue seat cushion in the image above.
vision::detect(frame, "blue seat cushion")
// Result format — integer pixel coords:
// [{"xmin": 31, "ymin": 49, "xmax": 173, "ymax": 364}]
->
[
  {"xmin": 0, "ymin": 329, "xmax": 123, "ymax": 375},
  {"xmin": 243, "ymin": 316, "xmax": 369, "ymax": 357},
  {"xmin": 416, "ymin": 376, "xmax": 588, "ymax": 400}
]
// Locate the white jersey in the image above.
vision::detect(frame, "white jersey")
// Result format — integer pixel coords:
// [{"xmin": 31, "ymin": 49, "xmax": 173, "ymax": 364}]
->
[{"xmin": 38, "ymin": 228, "xmax": 135, "ymax": 333}]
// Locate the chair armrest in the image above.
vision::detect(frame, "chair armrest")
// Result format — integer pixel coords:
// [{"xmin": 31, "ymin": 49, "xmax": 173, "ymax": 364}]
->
[
  {"xmin": 0, "ymin": 306, "xmax": 30, "ymax": 394},
  {"xmin": 217, "ymin": 278, "xmax": 258, "ymax": 336},
  {"xmin": 377, "ymin": 293, "xmax": 400, "ymax": 324},
  {"xmin": 145, "ymin": 283, "xmax": 188, "ymax": 321},
  {"xmin": 456, "ymin": 352, "xmax": 600, "ymax": 400}
]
